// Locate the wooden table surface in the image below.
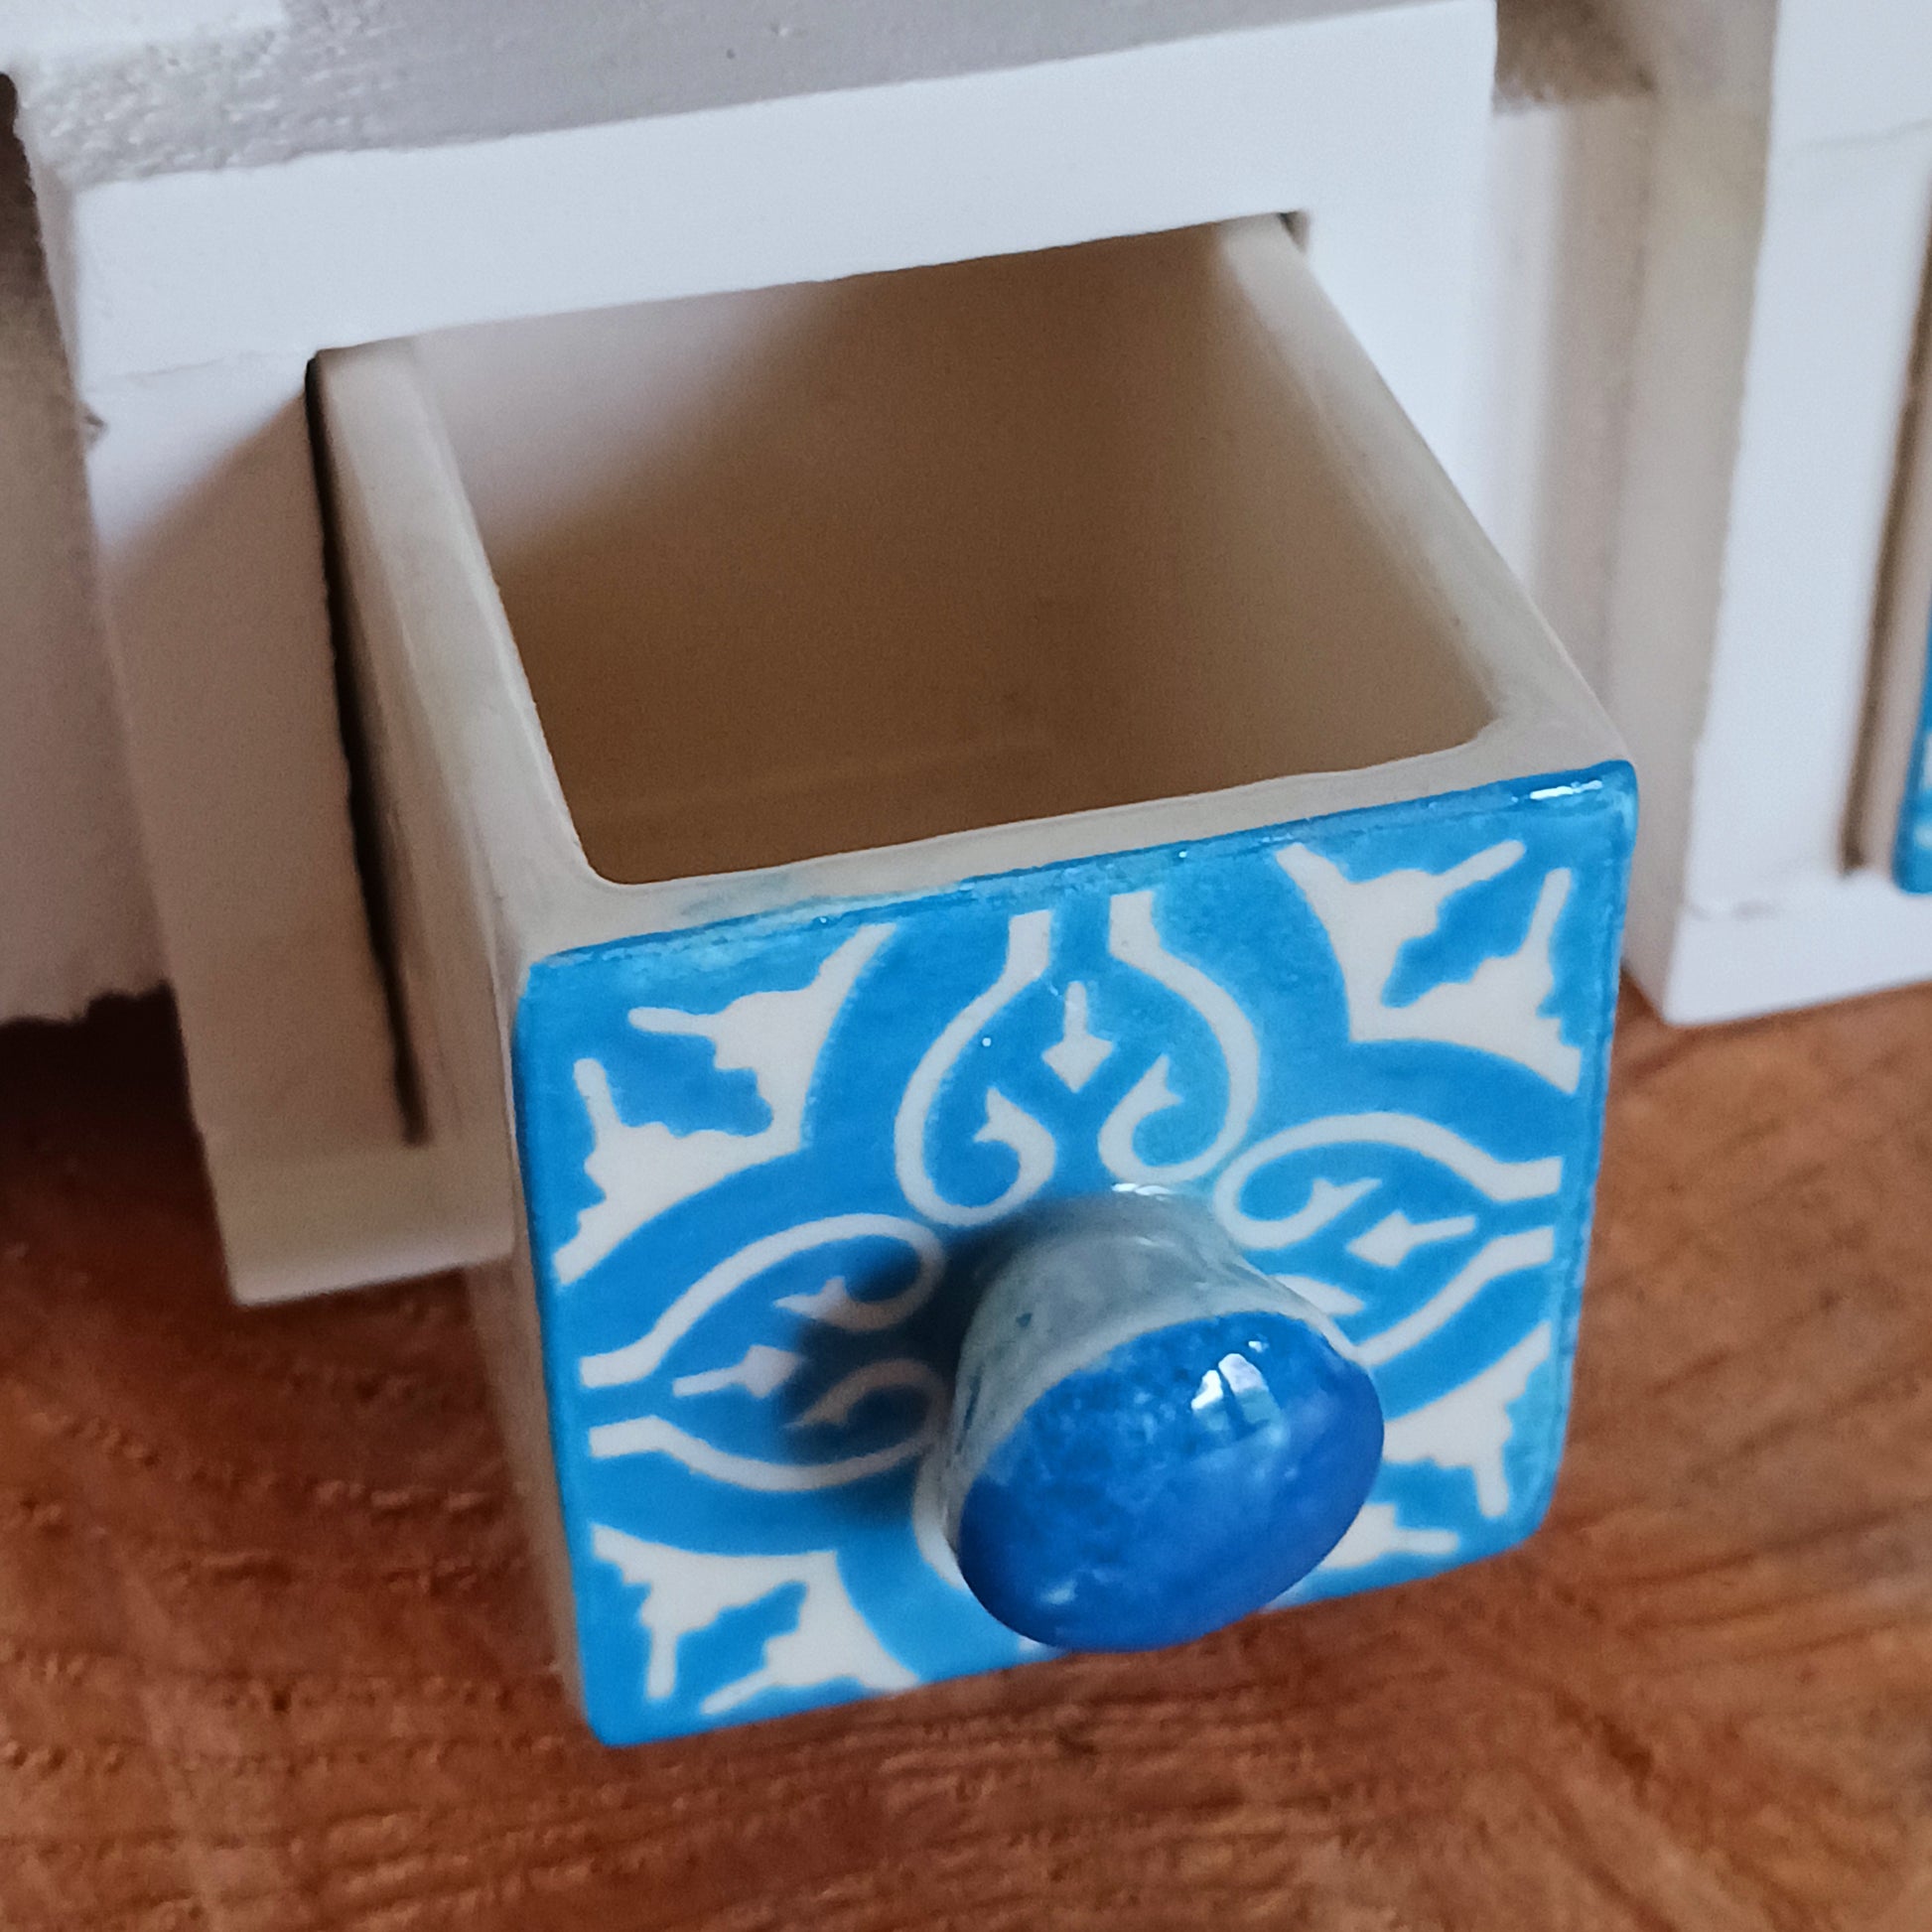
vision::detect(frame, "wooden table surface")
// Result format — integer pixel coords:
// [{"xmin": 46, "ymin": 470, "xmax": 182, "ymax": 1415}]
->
[{"xmin": 3, "ymin": 985, "xmax": 1929, "ymax": 1930}]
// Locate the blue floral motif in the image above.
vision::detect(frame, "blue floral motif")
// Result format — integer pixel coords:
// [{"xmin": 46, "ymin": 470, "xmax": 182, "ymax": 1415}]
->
[{"xmin": 513, "ymin": 765, "xmax": 1635, "ymax": 1745}]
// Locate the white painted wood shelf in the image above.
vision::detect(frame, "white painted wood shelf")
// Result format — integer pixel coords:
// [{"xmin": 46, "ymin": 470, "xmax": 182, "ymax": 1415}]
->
[{"xmin": 13, "ymin": 0, "xmax": 1498, "ymax": 1300}]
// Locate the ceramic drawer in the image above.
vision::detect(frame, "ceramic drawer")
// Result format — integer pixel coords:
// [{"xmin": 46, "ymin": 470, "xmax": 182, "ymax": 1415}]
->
[{"xmin": 313, "ymin": 216, "xmax": 1634, "ymax": 1745}]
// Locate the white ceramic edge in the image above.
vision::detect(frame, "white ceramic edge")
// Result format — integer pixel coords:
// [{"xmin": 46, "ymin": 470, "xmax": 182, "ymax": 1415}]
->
[
  {"xmin": 316, "ymin": 213, "xmax": 1626, "ymax": 1016},
  {"xmin": 518, "ymin": 216, "xmax": 1623, "ymax": 965}
]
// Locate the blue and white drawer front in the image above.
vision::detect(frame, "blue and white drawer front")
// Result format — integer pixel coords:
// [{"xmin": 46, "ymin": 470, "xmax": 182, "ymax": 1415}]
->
[{"xmin": 514, "ymin": 765, "xmax": 1634, "ymax": 1745}]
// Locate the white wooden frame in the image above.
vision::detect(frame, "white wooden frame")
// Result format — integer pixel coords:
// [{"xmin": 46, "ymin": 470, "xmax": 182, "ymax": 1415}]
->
[
  {"xmin": 26, "ymin": 1, "xmax": 1497, "ymax": 1300},
  {"xmin": 1603, "ymin": 0, "xmax": 1932, "ymax": 1022}
]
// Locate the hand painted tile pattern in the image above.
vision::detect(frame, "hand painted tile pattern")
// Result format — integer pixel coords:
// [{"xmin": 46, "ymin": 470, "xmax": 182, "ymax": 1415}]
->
[
  {"xmin": 1893, "ymin": 616, "xmax": 1932, "ymax": 893},
  {"xmin": 513, "ymin": 765, "xmax": 1636, "ymax": 1745}
]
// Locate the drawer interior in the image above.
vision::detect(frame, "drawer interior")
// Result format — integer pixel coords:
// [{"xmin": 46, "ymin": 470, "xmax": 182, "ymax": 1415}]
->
[{"xmin": 412, "ymin": 224, "xmax": 1492, "ymax": 888}]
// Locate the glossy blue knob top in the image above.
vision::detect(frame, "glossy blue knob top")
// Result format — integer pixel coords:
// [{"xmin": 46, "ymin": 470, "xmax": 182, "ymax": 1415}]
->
[{"xmin": 938, "ymin": 1193, "xmax": 1383, "ymax": 1652}]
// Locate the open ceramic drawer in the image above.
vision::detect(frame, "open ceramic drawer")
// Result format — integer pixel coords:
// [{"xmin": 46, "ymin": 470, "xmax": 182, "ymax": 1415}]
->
[{"xmin": 315, "ymin": 216, "xmax": 1634, "ymax": 1746}]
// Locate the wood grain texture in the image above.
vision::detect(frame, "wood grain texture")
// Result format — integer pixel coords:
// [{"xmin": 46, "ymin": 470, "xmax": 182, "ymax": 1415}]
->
[{"xmin": 2, "ymin": 987, "xmax": 1929, "ymax": 1931}]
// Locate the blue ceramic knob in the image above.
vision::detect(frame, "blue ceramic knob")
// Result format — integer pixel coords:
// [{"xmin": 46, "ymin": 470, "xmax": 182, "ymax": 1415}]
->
[{"xmin": 937, "ymin": 1192, "xmax": 1383, "ymax": 1651}]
